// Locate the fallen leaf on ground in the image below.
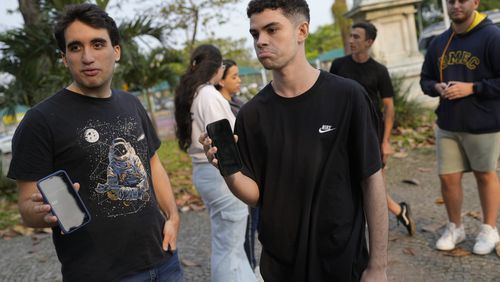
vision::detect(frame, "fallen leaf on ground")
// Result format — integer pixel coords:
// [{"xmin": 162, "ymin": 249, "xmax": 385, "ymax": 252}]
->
[
  {"xmin": 0, "ymin": 229, "xmax": 18, "ymax": 240},
  {"xmin": 12, "ymin": 224, "xmax": 34, "ymax": 236},
  {"xmin": 434, "ymin": 197, "xmax": 445, "ymax": 205},
  {"xmin": 402, "ymin": 179, "xmax": 420, "ymax": 186},
  {"xmin": 421, "ymin": 223, "xmax": 443, "ymax": 233},
  {"xmin": 465, "ymin": 211, "xmax": 482, "ymax": 221},
  {"xmin": 181, "ymin": 258, "xmax": 201, "ymax": 267},
  {"xmin": 403, "ymin": 248, "xmax": 416, "ymax": 256},
  {"xmin": 443, "ymin": 247, "xmax": 470, "ymax": 257},
  {"xmin": 34, "ymin": 228, "xmax": 52, "ymax": 234},
  {"xmin": 393, "ymin": 152, "xmax": 408, "ymax": 158}
]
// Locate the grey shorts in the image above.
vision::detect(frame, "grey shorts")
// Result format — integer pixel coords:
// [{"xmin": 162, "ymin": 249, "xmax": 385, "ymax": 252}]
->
[{"xmin": 436, "ymin": 127, "xmax": 500, "ymax": 174}]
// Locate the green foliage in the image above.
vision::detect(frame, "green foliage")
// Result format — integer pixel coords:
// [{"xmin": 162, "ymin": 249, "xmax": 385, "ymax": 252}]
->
[
  {"xmin": 305, "ymin": 24, "xmax": 342, "ymax": 60},
  {"xmin": 157, "ymin": 140, "xmax": 195, "ymax": 194},
  {"xmin": 0, "ymin": 164, "xmax": 18, "ymax": 228},
  {"xmin": 479, "ymin": 0, "xmax": 500, "ymax": 11},
  {"xmin": 0, "ymin": 175, "xmax": 17, "ymax": 202},
  {"xmin": 390, "ymin": 76, "xmax": 435, "ymax": 150},
  {"xmin": 0, "ymin": 19, "xmax": 70, "ymax": 108},
  {"xmin": 391, "ymin": 75, "xmax": 434, "ymax": 129},
  {"xmin": 0, "ymin": 198, "xmax": 20, "ymax": 230}
]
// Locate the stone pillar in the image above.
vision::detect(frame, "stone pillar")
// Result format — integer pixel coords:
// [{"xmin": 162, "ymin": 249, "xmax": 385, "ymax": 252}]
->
[{"xmin": 346, "ymin": 0, "xmax": 436, "ymax": 106}]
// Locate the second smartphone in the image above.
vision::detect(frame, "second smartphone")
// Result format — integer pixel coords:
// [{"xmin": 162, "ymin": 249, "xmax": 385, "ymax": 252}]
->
[{"xmin": 206, "ymin": 118, "xmax": 243, "ymax": 176}]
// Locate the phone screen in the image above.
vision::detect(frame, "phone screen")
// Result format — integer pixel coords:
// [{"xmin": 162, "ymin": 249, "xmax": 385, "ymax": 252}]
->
[
  {"xmin": 206, "ymin": 119, "xmax": 243, "ymax": 176},
  {"xmin": 37, "ymin": 171, "xmax": 90, "ymax": 233}
]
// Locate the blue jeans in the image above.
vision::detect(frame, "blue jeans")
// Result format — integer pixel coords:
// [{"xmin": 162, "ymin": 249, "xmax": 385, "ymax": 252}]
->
[
  {"xmin": 192, "ymin": 162, "xmax": 256, "ymax": 282},
  {"xmin": 244, "ymin": 207, "xmax": 260, "ymax": 269},
  {"xmin": 121, "ymin": 251, "xmax": 183, "ymax": 282}
]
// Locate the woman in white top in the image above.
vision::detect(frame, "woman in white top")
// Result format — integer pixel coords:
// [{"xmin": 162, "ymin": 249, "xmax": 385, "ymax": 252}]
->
[{"xmin": 174, "ymin": 45, "xmax": 255, "ymax": 282}]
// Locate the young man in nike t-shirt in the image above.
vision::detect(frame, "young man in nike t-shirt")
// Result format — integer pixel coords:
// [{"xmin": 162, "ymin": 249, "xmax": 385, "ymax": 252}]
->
[{"xmin": 200, "ymin": 0, "xmax": 389, "ymax": 281}]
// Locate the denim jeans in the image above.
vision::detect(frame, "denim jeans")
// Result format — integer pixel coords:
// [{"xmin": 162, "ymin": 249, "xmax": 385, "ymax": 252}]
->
[
  {"xmin": 244, "ymin": 207, "xmax": 260, "ymax": 269},
  {"xmin": 120, "ymin": 250, "xmax": 183, "ymax": 282},
  {"xmin": 192, "ymin": 162, "xmax": 256, "ymax": 282}
]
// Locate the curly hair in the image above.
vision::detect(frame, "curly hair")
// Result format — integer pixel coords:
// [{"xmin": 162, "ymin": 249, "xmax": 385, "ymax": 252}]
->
[
  {"xmin": 246, "ymin": 0, "xmax": 310, "ymax": 23},
  {"xmin": 54, "ymin": 4, "xmax": 120, "ymax": 53},
  {"xmin": 174, "ymin": 44, "xmax": 223, "ymax": 152}
]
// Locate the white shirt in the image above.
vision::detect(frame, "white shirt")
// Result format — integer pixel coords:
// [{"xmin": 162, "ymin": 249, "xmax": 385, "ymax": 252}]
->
[{"xmin": 188, "ymin": 84, "xmax": 235, "ymax": 163}]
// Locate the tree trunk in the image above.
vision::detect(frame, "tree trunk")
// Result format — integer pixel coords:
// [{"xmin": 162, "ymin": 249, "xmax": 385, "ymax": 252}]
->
[
  {"xmin": 18, "ymin": 0, "xmax": 41, "ymax": 27},
  {"xmin": 189, "ymin": 8, "xmax": 199, "ymax": 53},
  {"xmin": 331, "ymin": 0, "xmax": 352, "ymax": 55}
]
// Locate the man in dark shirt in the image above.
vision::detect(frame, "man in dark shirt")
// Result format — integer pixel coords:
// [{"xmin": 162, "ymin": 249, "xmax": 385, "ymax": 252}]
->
[
  {"xmin": 8, "ymin": 4, "xmax": 182, "ymax": 281},
  {"xmin": 330, "ymin": 22, "xmax": 416, "ymax": 236},
  {"xmin": 201, "ymin": 0, "xmax": 388, "ymax": 281}
]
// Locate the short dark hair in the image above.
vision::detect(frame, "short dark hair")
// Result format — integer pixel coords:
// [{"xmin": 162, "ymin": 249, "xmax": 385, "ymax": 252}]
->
[
  {"xmin": 352, "ymin": 22, "xmax": 377, "ymax": 41},
  {"xmin": 247, "ymin": 0, "xmax": 310, "ymax": 23},
  {"xmin": 54, "ymin": 4, "xmax": 120, "ymax": 53}
]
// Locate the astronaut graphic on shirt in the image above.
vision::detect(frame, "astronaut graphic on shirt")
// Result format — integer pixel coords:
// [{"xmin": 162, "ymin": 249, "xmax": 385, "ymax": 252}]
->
[{"xmin": 96, "ymin": 137, "xmax": 150, "ymax": 201}]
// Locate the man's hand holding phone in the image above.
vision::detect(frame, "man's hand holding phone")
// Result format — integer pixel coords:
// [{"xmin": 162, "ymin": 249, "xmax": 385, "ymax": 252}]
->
[
  {"xmin": 199, "ymin": 133, "xmax": 238, "ymax": 165},
  {"xmin": 199, "ymin": 120, "xmax": 260, "ymax": 206},
  {"xmin": 200, "ymin": 119, "xmax": 242, "ymax": 176},
  {"xmin": 36, "ymin": 171, "xmax": 91, "ymax": 234},
  {"xmin": 31, "ymin": 182, "xmax": 80, "ymax": 226}
]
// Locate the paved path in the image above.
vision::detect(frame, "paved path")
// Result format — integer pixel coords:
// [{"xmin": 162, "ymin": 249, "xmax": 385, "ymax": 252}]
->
[{"xmin": 1, "ymin": 148, "xmax": 500, "ymax": 281}]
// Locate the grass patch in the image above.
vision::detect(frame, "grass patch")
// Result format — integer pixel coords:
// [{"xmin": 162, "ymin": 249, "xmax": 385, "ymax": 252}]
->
[
  {"xmin": 157, "ymin": 139, "xmax": 196, "ymax": 195},
  {"xmin": 0, "ymin": 198, "xmax": 20, "ymax": 230}
]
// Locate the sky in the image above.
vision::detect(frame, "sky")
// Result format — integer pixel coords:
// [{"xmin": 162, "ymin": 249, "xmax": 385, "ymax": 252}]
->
[{"xmin": 0, "ymin": 0, "xmax": 347, "ymax": 41}]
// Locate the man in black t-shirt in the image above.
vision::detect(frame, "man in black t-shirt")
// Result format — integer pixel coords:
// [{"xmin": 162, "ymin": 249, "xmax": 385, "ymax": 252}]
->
[
  {"xmin": 200, "ymin": 1, "xmax": 389, "ymax": 281},
  {"xmin": 330, "ymin": 22, "xmax": 416, "ymax": 236},
  {"xmin": 8, "ymin": 4, "xmax": 182, "ymax": 281}
]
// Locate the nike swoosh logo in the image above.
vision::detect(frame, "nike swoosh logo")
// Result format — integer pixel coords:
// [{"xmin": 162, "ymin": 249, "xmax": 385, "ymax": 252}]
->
[{"xmin": 319, "ymin": 128, "xmax": 336, "ymax": 134}]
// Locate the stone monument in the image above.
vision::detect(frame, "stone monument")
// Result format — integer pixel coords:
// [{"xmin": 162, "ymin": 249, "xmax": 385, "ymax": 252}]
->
[{"xmin": 346, "ymin": 0, "xmax": 436, "ymax": 106}]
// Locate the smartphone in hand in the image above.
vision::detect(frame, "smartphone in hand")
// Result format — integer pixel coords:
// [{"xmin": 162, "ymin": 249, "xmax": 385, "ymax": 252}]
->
[
  {"xmin": 37, "ymin": 170, "xmax": 91, "ymax": 234},
  {"xmin": 206, "ymin": 119, "xmax": 243, "ymax": 176}
]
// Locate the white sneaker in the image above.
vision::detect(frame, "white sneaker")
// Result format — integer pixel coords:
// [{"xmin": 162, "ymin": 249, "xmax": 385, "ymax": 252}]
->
[
  {"xmin": 473, "ymin": 224, "xmax": 500, "ymax": 255},
  {"xmin": 435, "ymin": 222, "xmax": 466, "ymax": 251}
]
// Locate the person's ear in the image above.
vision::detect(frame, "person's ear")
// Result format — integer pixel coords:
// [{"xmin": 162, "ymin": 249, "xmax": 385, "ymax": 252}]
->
[
  {"xmin": 61, "ymin": 51, "xmax": 68, "ymax": 67},
  {"xmin": 297, "ymin": 21, "xmax": 309, "ymax": 43},
  {"xmin": 474, "ymin": 0, "xmax": 480, "ymax": 8},
  {"xmin": 366, "ymin": 39, "xmax": 374, "ymax": 48},
  {"xmin": 114, "ymin": 45, "xmax": 121, "ymax": 62}
]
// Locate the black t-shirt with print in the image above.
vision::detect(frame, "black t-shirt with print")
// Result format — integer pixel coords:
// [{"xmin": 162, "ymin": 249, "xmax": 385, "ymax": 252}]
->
[
  {"xmin": 235, "ymin": 71, "xmax": 382, "ymax": 282},
  {"xmin": 8, "ymin": 89, "xmax": 170, "ymax": 281}
]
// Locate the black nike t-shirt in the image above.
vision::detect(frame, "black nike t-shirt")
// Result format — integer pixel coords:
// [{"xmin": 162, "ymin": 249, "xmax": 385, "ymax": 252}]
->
[
  {"xmin": 8, "ymin": 89, "xmax": 170, "ymax": 281},
  {"xmin": 235, "ymin": 71, "xmax": 382, "ymax": 281}
]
